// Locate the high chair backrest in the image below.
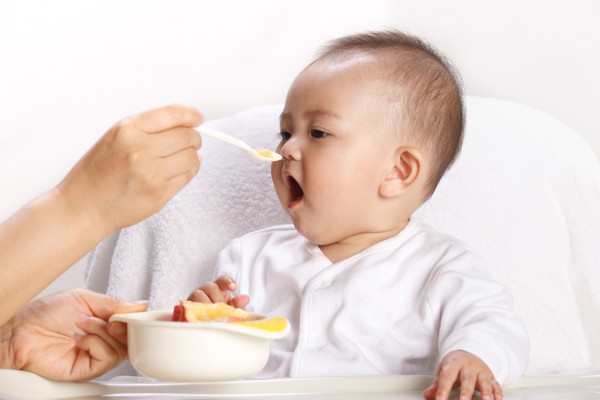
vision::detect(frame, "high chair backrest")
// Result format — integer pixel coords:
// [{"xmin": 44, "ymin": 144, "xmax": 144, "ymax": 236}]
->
[
  {"xmin": 87, "ymin": 96, "xmax": 600, "ymax": 377},
  {"xmin": 414, "ymin": 96, "xmax": 600, "ymax": 374}
]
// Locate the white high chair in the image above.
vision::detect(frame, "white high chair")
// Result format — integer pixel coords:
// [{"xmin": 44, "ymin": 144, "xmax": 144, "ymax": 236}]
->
[
  {"xmin": 87, "ymin": 97, "xmax": 600, "ymax": 373},
  {"xmin": 4, "ymin": 95, "xmax": 596, "ymax": 399},
  {"xmin": 85, "ymin": 95, "xmax": 600, "ymax": 376}
]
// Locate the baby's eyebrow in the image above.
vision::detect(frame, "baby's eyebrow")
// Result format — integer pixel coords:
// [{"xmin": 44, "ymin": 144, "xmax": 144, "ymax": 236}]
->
[
  {"xmin": 279, "ymin": 109, "xmax": 341, "ymax": 121},
  {"xmin": 304, "ymin": 109, "xmax": 341, "ymax": 119},
  {"xmin": 279, "ymin": 112, "xmax": 291, "ymax": 122}
]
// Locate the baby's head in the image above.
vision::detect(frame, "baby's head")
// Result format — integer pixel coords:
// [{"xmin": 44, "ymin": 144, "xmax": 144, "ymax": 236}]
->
[
  {"xmin": 272, "ymin": 29, "xmax": 463, "ymax": 247},
  {"xmin": 314, "ymin": 29, "xmax": 464, "ymax": 195}
]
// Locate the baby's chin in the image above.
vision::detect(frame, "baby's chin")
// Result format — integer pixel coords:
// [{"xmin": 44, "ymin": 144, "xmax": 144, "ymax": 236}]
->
[{"xmin": 292, "ymin": 222, "xmax": 339, "ymax": 246}]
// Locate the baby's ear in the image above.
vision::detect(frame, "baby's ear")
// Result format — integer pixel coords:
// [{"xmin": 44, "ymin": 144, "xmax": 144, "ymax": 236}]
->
[{"xmin": 379, "ymin": 147, "xmax": 422, "ymax": 198}]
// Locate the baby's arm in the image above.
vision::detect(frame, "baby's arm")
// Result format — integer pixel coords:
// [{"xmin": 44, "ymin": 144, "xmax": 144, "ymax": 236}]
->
[
  {"xmin": 423, "ymin": 252, "xmax": 529, "ymax": 400},
  {"xmin": 188, "ymin": 274, "xmax": 250, "ymax": 309},
  {"xmin": 422, "ymin": 350, "xmax": 502, "ymax": 400}
]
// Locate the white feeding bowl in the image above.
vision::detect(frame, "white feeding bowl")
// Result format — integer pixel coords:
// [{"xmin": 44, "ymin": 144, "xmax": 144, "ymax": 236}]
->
[{"xmin": 110, "ymin": 310, "xmax": 290, "ymax": 382}]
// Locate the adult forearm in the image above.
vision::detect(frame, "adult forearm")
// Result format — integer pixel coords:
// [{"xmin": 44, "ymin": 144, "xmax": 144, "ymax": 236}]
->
[
  {"xmin": 0, "ymin": 105, "xmax": 203, "ymax": 327},
  {"xmin": 0, "ymin": 188, "xmax": 108, "ymax": 327}
]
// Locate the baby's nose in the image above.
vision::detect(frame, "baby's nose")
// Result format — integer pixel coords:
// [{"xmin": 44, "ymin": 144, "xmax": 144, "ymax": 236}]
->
[{"xmin": 280, "ymin": 138, "xmax": 301, "ymax": 161}]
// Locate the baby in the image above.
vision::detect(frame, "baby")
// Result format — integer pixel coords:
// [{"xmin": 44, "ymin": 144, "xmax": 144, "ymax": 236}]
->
[{"xmin": 189, "ymin": 30, "xmax": 529, "ymax": 400}]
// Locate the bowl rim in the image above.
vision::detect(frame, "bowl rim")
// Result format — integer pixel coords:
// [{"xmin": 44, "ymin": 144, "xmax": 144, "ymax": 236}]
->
[{"xmin": 109, "ymin": 309, "xmax": 290, "ymax": 339}]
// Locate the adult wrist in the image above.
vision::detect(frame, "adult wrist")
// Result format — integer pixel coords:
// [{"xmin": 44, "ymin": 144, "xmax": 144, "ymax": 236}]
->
[
  {"xmin": 53, "ymin": 185, "xmax": 112, "ymax": 243},
  {"xmin": 0, "ymin": 316, "xmax": 16, "ymax": 369}
]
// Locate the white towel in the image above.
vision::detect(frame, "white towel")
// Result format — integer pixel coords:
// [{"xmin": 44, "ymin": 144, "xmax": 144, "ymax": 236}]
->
[{"xmin": 86, "ymin": 97, "xmax": 600, "ymax": 377}]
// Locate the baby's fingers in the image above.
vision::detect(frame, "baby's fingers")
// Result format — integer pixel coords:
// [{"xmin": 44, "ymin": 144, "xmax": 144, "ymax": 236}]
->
[
  {"xmin": 230, "ymin": 294, "xmax": 250, "ymax": 309},
  {"xmin": 187, "ymin": 276, "xmax": 241, "ymax": 304},
  {"xmin": 492, "ymin": 379, "xmax": 503, "ymax": 400},
  {"xmin": 458, "ymin": 368, "xmax": 476, "ymax": 400},
  {"xmin": 476, "ymin": 374, "xmax": 502, "ymax": 400},
  {"xmin": 189, "ymin": 278, "xmax": 233, "ymax": 303},
  {"xmin": 189, "ymin": 282, "xmax": 226, "ymax": 303},
  {"xmin": 214, "ymin": 275, "xmax": 238, "ymax": 292},
  {"xmin": 435, "ymin": 363, "xmax": 461, "ymax": 400},
  {"xmin": 187, "ymin": 288, "xmax": 212, "ymax": 303}
]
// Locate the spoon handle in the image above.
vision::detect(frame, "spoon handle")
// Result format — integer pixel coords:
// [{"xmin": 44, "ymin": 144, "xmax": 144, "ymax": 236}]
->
[{"xmin": 197, "ymin": 126, "xmax": 253, "ymax": 151}]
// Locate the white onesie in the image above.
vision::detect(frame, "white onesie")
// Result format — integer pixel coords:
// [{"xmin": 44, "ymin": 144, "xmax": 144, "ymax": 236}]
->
[{"xmin": 213, "ymin": 219, "xmax": 529, "ymax": 385}]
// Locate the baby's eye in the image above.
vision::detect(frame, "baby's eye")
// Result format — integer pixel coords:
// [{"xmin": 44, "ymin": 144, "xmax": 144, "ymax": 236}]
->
[
  {"xmin": 279, "ymin": 131, "xmax": 292, "ymax": 140},
  {"xmin": 310, "ymin": 130, "xmax": 328, "ymax": 139}
]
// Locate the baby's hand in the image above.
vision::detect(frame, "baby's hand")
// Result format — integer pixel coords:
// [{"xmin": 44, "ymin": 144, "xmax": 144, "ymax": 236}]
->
[
  {"xmin": 188, "ymin": 275, "xmax": 250, "ymax": 309},
  {"xmin": 422, "ymin": 350, "xmax": 502, "ymax": 400}
]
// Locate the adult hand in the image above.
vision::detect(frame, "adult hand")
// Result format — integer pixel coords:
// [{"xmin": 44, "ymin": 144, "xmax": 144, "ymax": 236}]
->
[
  {"xmin": 58, "ymin": 104, "xmax": 204, "ymax": 237},
  {"xmin": 0, "ymin": 104, "xmax": 202, "ymax": 327},
  {"xmin": 1, "ymin": 289, "xmax": 147, "ymax": 381}
]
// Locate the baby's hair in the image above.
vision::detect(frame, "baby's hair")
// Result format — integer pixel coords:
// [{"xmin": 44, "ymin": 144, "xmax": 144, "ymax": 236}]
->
[{"xmin": 315, "ymin": 29, "xmax": 464, "ymax": 198}]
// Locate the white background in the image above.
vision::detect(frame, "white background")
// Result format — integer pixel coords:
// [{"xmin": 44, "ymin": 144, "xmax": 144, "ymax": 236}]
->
[{"xmin": 0, "ymin": 0, "xmax": 598, "ymax": 297}]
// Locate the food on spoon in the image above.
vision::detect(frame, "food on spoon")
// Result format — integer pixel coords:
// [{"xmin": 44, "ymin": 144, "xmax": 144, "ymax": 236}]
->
[
  {"xmin": 254, "ymin": 148, "xmax": 281, "ymax": 160},
  {"xmin": 171, "ymin": 301, "xmax": 250, "ymax": 322}
]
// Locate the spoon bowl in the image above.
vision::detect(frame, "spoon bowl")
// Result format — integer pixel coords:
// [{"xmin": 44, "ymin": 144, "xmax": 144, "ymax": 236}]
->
[{"xmin": 197, "ymin": 126, "xmax": 282, "ymax": 162}]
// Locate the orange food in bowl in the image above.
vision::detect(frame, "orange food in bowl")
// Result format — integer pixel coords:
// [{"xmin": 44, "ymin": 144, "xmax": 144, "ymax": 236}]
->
[{"xmin": 171, "ymin": 301, "xmax": 250, "ymax": 322}]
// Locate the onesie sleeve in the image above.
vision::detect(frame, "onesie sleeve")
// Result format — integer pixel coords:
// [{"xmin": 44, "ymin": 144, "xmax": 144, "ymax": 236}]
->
[
  {"xmin": 212, "ymin": 237, "xmax": 243, "ymax": 285},
  {"xmin": 426, "ymin": 250, "xmax": 529, "ymax": 385}
]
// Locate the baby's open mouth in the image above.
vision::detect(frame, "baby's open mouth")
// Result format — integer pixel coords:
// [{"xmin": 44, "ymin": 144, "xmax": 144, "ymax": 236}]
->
[{"xmin": 288, "ymin": 176, "xmax": 304, "ymax": 206}]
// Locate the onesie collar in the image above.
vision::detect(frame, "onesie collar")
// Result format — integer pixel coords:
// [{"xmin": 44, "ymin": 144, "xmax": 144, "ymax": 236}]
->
[{"xmin": 304, "ymin": 219, "xmax": 420, "ymax": 267}]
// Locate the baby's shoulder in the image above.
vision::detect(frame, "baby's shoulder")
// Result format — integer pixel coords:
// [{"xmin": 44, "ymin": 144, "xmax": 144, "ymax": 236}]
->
[
  {"xmin": 405, "ymin": 220, "xmax": 487, "ymax": 274},
  {"xmin": 407, "ymin": 219, "xmax": 476, "ymax": 256}
]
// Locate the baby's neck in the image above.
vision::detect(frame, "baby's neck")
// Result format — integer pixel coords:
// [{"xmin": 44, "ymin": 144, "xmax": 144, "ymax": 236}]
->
[{"xmin": 318, "ymin": 221, "xmax": 409, "ymax": 263}]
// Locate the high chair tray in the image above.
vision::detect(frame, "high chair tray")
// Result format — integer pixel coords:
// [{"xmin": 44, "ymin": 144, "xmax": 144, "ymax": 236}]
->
[{"xmin": 1, "ymin": 369, "xmax": 600, "ymax": 400}]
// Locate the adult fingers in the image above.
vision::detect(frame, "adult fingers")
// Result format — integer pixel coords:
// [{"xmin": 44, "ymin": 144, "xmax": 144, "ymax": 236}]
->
[
  {"xmin": 72, "ymin": 289, "xmax": 148, "ymax": 321},
  {"xmin": 149, "ymin": 127, "xmax": 202, "ymax": 157},
  {"xmin": 72, "ymin": 315, "xmax": 129, "ymax": 380},
  {"xmin": 114, "ymin": 300, "xmax": 149, "ymax": 315},
  {"xmin": 75, "ymin": 315, "xmax": 128, "ymax": 361},
  {"xmin": 107, "ymin": 321, "xmax": 128, "ymax": 345},
  {"xmin": 133, "ymin": 104, "xmax": 204, "ymax": 133},
  {"xmin": 160, "ymin": 157, "xmax": 202, "ymax": 200},
  {"xmin": 73, "ymin": 333, "xmax": 123, "ymax": 380},
  {"xmin": 159, "ymin": 147, "xmax": 201, "ymax": 181}
]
